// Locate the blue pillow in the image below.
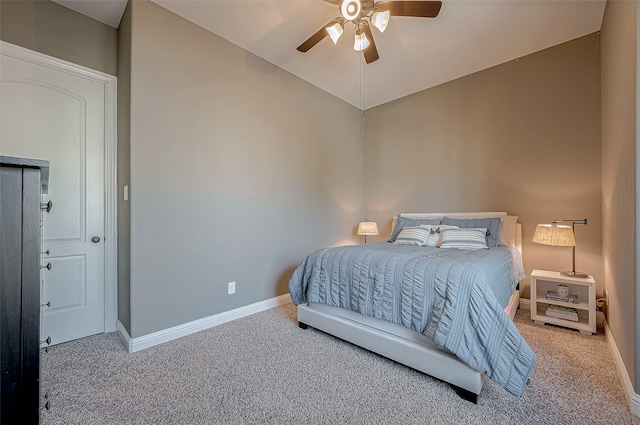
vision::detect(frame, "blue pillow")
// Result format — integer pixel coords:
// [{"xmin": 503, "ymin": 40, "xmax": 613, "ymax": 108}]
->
[
  {"xmin": 389, "ymin": 216, "xmax": 441, "ymax": 242},
  {"xmin": 441, "ymin": 217, "xmax": 501, "ymax": 247}
]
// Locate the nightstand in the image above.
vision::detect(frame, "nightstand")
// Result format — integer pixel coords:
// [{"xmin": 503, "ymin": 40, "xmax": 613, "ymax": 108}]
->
[{"xmin": 530, "ymin": 269, "xmax": 596, "ymax": 335}]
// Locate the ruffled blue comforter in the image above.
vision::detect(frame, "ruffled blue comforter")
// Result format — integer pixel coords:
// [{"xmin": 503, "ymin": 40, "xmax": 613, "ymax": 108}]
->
[{"xmin": 288, "ymin": 242, "xmax": 535, "ymax": 396}]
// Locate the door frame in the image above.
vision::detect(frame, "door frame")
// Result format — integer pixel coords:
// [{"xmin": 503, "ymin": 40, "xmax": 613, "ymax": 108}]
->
[{"xmin": 1, "ymin": 41, "xmax": 118, "ymax": 333}]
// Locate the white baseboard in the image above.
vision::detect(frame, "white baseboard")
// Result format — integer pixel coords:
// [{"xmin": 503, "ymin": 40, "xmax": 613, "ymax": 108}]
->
[
  {"xmin": 116, "ymin": 294, "xmax": 292, "ymax": 353},
  {"xmin": 604, "ymin": 318, "xmax": 640, "ymax": 416},
  {"xmin": 519, "ymin": 297, "xmax": 531, "ymax": 310},
  {"xmin": 116, "ymin": 320, "xmax": 132, "ymax": 350}
]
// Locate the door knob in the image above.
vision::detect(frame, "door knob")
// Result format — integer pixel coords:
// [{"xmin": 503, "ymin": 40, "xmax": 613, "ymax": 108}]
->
[
  {"xmin": 40, "ymin": 200, "xmax": 53, "ymax": 213},
  {"xmin": 91, "ymin": 236, "xmax": 101, "ymax": 243}
]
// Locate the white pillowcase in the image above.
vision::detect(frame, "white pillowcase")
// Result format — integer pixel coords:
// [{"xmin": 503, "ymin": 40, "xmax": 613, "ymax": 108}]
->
[
  {"xmin": 498, "ymin": 215, "xmax": 518, "ymax": 247},
  {"xmin": 394, "ymin": 225, "xmax": 432, "ymax": 246},
  {"xmin": 439, "ymin": 228, "xmax": 489, "ymax": 250}
]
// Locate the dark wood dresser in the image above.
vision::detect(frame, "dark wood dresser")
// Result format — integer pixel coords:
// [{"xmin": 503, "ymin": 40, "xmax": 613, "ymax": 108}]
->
[{"xmin": 1, "ymin": 156, "xmax": 50, "ymax": 424}]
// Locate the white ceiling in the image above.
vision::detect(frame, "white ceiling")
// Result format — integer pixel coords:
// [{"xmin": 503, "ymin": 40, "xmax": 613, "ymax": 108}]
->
[
  {"xmin": 55, "ymin": 0, "xmax": 606, "ymax": 110},
  {"xmin": 53, "ymin": 0, "xmax": 128, "ymax": 28}
]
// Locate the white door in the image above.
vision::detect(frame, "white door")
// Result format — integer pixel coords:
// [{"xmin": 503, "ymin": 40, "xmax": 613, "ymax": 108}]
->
[{"xmin": 0, "ymin": 47, "xmax": 107, "ymax": 345}]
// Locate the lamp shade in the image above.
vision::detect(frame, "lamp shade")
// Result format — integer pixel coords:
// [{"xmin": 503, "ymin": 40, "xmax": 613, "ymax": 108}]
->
[
  {"xmin": 371, "ymin": 10, "xmax": 391, "ymax": 32},
  {"xmin": 357, "ymin": 221, "xmax": 379, "ymax": 236},
  {"xmin": 353, "ymin": 30, "xmax": 370, "ymax": 51},
  {"xmin": 532, "ymin": 224, "xmax": 575, "ymax": 247},
  {"xmin": 326, "ymin": 21, "xmax": 344, "ymax": 44}
]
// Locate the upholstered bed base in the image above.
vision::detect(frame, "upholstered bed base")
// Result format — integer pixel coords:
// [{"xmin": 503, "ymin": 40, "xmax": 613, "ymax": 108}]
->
[{"xmin": 297, "ymin": 288, "xmax": 520, "ymax": 403}]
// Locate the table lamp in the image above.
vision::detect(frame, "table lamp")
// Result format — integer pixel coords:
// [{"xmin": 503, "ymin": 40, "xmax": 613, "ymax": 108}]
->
[
  {"xmin": 357, "ymin": 219, "xmax": 378, "ymax": 244},
  {"xmin": 532, "ymin": 219, "xmax": 588, "ymax": 278}
]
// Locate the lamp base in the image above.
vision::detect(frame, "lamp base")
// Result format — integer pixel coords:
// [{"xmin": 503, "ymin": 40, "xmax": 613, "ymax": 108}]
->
[{"xmin": 560, "ymin": 271, "xmax": 589, "ymax": 278}]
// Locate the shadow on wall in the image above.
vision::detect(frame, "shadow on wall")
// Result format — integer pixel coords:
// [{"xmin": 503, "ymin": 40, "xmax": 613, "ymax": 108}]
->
[{"xmin": 276, "ymin": 266, "xmax": 298, "ymax": 296}]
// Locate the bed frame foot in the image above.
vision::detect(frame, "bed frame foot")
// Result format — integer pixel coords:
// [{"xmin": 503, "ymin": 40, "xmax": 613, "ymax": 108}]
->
[
  {"xmin": 298, "ymin": 322, "xmax": 308, "ymax": 330},
  {"xmin": 453, "ymin": 386, "xmax": 478, "ymax": 404}
]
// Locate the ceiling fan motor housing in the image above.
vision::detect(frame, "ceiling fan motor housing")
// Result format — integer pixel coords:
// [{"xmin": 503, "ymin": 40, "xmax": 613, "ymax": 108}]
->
[
  {"xmin": 341, "ymin": 0, "xmax": 362, "ymax": 21},
  {"xmin": 340, "ymin": 0, "xmax": 377, "ymax": 22}
]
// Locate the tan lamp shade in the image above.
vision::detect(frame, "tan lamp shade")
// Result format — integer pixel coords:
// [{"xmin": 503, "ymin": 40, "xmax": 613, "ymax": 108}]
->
[
  {"xmin": 357, "ymin": 221, "xmax": 379, "ymax": 236},
  {"xmin": 531, "ymin": 224, "xmax": 575, "ymax": 247}
]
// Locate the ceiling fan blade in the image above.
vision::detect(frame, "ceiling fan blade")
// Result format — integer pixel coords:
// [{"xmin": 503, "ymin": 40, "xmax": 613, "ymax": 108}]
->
[
  {"xmin": 361, "ymin": 23, "xmax": 379, "ymax": 64},
  {"xmin": 379, "ymin": 1, "xmax": 442, "ymax": 18},
  {"xmin": 322, "ymin": 0, "xmax": 340, "ymax": 4},
  {"xmin": 297, "ymin": 22, "xmax": 333, "ymax": 52}
]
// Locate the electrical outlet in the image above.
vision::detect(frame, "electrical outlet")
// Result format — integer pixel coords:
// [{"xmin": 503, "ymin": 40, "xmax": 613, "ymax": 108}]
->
[
  {"xmin": 228, "ymin": 281, "xmax": 236, "ymax": 295},
  {"xmin": 605, "ymin": 289, "xmax": 609, "ymax": 305}
]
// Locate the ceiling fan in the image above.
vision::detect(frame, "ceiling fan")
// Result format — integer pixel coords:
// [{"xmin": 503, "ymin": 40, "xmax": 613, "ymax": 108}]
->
[{"xmin": 297, "ymin": 0, "xmax": 442, "ymax": 64}]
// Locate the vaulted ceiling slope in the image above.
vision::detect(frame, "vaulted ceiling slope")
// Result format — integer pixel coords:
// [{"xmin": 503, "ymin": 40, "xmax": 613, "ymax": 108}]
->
[{"xmin": 55, "ymin": 0, "xmax": 606, "ymax": 110}]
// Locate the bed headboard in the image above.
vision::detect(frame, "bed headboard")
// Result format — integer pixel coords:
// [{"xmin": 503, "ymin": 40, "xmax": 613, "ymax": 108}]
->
[{"xmin": 394, "ymin": 212, "xmax": 522, "ymax": 254}]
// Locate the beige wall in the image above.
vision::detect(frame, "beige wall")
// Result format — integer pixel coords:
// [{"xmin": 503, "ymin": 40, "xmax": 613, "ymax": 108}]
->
[
  {"xmin": 126, "ymin": 0, "xmax": 364, "ymax": 337},
  {"xmin": 601, "ymin": 0, "xmax": 638, "ymax": 390},
  {"xmin": 364, "ymin": 33, "xmax": 602, "ymax": 299},
  {"xmin": 0, "ymin": 0, "xmax": 117, "ymax": 76}
]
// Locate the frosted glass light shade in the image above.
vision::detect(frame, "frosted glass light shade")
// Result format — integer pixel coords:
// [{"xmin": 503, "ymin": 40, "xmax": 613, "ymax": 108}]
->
[
  {"xmin": 371, "ymin": 10, "xmax": 390, "ymax": 32},
  {"xmin": 357, "ymin": 221, "xmax": 379, "ymax": 236},
  {"xmin": 354, "ymin": 31, "xmax": 370, "ymax": 51},
  {"xmin": 326, "ymin": 22, "xmax": 344, "ymax": 44},
  {"xmin": 532, "ymin": 224, "xmax": 575, "ymax": 247}
]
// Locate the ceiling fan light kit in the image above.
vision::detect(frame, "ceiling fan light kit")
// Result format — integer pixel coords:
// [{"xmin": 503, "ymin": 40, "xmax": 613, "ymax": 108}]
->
[{"xmin": 297, "ymin": 0, "xmax": 442, "ymax": 64}]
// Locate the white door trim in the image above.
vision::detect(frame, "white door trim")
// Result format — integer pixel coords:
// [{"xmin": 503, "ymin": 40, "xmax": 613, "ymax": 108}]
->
[{"xmin": 1, "ymin": 41, "xmax": 118, "ymax": 333}]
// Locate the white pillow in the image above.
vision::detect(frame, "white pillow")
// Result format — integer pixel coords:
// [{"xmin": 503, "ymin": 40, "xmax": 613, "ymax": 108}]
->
[
  {"xmin": 425, "ymin": 225, "xmax": 459, "ymax": 247},
  {"xmin": 498, "ymin": 215, "xmax": 518, "ymax": 247},
  {"xmin": 439, "ymin": 228, "xmax": 489, "ymax": 250},
  {"xmin": 394, "ymin": 225, "xmax": 432, "ymax": 246}
]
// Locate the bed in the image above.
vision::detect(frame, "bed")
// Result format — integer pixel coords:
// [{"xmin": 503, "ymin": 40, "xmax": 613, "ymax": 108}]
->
[{"xmin": 288, "ymin": 212, "xmax": 536, "ymax": 403}]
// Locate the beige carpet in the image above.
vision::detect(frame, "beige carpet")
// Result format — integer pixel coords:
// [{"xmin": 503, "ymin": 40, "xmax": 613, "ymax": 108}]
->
[{"xmin": 40, "ymin": 304, "xmax": 639, "ymax": 424}]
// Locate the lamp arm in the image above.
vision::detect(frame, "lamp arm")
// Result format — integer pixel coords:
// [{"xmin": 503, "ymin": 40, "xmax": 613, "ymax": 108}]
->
[
  {"xmin": 552, "ymin": 219, "xmax": 587, "ymax": 225},
  {"xmin": 551, "ymin": 219, "xmax": 587, "ymax": 276}
]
